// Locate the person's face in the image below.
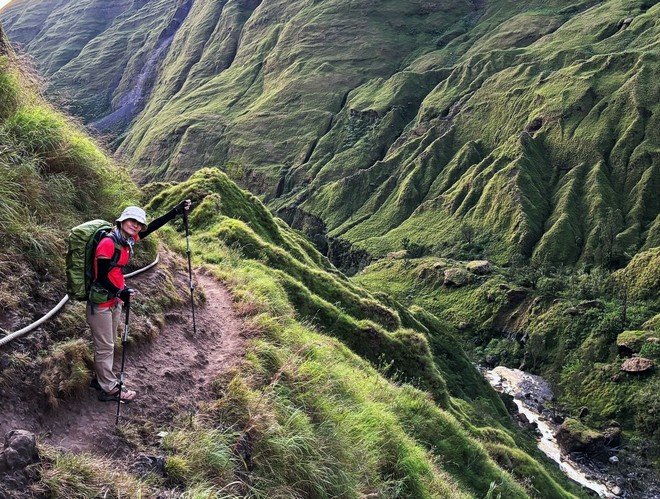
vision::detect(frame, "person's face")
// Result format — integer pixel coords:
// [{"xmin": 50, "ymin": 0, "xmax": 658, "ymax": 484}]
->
[{"xmin": 121, "ymin": 218, "xmax": 143, "ymax": 237}]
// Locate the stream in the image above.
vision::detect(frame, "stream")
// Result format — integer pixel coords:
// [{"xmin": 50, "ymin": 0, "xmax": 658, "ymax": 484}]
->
[{"xmin": 485, "ymin": 366, "xmax": 617, "ymax": 498}]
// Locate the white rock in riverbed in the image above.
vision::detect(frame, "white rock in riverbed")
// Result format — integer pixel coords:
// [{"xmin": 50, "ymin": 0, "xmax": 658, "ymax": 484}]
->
[{"xmin": 490, "ymin": 366, "xmax": 554, "ymax": 404}]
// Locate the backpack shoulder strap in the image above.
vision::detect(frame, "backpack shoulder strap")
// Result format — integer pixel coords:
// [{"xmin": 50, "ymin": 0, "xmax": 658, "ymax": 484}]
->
[{"xmin": 107, "ymin": 232, "xmax": 123, "ymax": 268}]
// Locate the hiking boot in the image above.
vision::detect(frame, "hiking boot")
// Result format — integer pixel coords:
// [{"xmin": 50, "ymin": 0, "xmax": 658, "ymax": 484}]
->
[
  {"xmin": 98, "ymin": 385, "xmax": 137, "ymax": 403},
  {"xmin": 89, "ymin": 377, "xmax": 102, "ymax": 391}
]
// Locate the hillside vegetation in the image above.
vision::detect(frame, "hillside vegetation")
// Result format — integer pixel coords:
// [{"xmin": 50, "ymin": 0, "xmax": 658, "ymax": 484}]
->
[
  {"xmin": 354, "ymin": 250, "xmax": 659, "ymax": 464},
  {"xmin": 2, "ymin": 0, "xmax": 658, "ymax": 267},
  {"xmin": 2, "ymin": 0, "xmax": 659, "ymax": 492},
  {"xmin": 0, "ymin": 35, "xmax": 587, "ymax": 498}
]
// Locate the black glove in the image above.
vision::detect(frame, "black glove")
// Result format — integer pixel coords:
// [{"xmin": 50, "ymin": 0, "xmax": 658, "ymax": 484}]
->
[
  {"xmin": 118, "ymin": 288, "xmax": 135, "ymax": 301},
  {"xmin": 174, "ymin": 199, "xmax": 191, "ymax": 215}
]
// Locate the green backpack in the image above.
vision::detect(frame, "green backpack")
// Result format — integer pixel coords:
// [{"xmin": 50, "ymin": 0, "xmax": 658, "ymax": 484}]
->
[{"xmin": 65, "ymin": 220, "xmax": 120, "ymax": 301}]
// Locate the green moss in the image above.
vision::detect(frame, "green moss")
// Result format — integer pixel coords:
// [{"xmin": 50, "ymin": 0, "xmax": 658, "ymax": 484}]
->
[
  {"xmin": 561, "ymin": 418, "xmax": 602, "ymax": 443},
  {"xmin": 617, "ymin": 330, "xmax": 658, "ymax": 353},
  {"xmin": 613, "ymin": 247, "xmax": 660, "ymax": 300},
  {"xmin": 5, "ymin": 0, "xmax": 659, "ymax": 270}
]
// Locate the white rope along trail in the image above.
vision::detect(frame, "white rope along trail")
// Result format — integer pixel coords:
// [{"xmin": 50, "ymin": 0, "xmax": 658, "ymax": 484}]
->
[{"xmin": 0, "ymin": 255, "xmax": 159, "ymax": 347}]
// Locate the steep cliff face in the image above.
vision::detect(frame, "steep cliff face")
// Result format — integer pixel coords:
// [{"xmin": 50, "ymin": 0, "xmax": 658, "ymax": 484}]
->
[{"xmin": 2, "ymin": 0, "xmax": 659, "ymax": 267}]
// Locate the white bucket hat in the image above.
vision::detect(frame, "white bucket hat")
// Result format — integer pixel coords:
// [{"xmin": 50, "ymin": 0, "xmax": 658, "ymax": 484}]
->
[{"xmin": 116, "ymin": 206, "xmax": 148, "ymax": 230}]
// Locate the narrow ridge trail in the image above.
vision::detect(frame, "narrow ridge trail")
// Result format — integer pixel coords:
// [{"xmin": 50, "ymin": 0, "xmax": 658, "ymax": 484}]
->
[{"xmin": 2, "ymin": 266, "xmax": 246, "ymax": 458}]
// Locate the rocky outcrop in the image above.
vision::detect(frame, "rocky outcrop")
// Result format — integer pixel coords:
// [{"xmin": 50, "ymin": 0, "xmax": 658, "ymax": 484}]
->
[
  {"xmin": 444, "ymin": 267, "xmax": 471, "ymax": 287},
  {"xmin": 466, "ymin": 260, "xmax": 492, "ymax": 275},
  {"xmin": 0, "ymin": 430, "xmax": 40, "ymax": 499},
  {"xmin": 277, "ymin": 206, "xmax": 372, "ymax": 275},
  {"xmin": 0, "ymin": 430, "xmax": 38, "ymax": 474},
  {"xmin": 603, "ymin": 427, "xmax": 622, "ymax": 448},
  {"xmin": 621, "ymin": 357, "xmax": 654, "ymax": 374},
  {"xmin": 617, "ymin": 330, "xmax": 658, "ymax": 356},
  {"xmin": 327, "ymin": 238, "xmax": 372, "ymax": 276},
  {"xmin": 278, "ymin": 206, "xmax": 328, "ymax": 254},
  {"xmin": 555, "ymin": 418, "xmax": 605, "ymax": 455}
]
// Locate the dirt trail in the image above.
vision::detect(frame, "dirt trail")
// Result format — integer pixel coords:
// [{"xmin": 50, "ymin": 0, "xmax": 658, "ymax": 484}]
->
[{"xmin": 2, "ymin": 267, "xmax": 245, "ymax": 457}]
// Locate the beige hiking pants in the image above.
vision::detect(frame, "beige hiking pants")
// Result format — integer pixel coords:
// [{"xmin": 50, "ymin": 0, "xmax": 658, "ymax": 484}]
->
[{"xmin": 86, "ymin": 302, "xmax": 122, "ymax": 392}]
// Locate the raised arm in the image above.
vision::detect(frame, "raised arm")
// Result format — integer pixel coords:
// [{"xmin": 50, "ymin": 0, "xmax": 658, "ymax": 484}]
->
[{"xmin": 139, "ymin": 200, "xmax": 191, "ymax": 239}]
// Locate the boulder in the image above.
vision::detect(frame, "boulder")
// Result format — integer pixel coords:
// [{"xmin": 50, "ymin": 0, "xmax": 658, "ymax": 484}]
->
[
  {"xmin": 516, "ymin": 412, "xmax": 530, "ymax": 425},
  {"xmin": 555, "ymin": 418, "xmax": 605, "ymax": 455},
  {"xmin": 130, "ymin": 453, "xmax": 167, "ymax": 477},
  {"xmin": 565, "ymin": 307, "xmax": 581, "ymax": 316},
  {"xmin": 466, "ymin": 260, "xmax": 492, "ymax": 275},
  {"xmin": 621, "ymin": 357, "xmax": 654, "ymax": 373},
  {"xmin": 618, "ymin": 17, "xmax": 633, "ymax": 29},
  {"xmin": 484, "ymin": 354, "xmax": 500, "ymax": 368},
  {"xmin": 443, "ymin": 267, "xmax": 470, "ymax": 287},
  {"xmin": 0, "ymin": 430, "xmax": 39, "ymax": 499},
  {"xmin": 616, "ymin": 330, "xmax": 658, "ymax": 356},
  {"xmin": 603, "ymin": 427, "xmax": 622, "ymax": 448},
  {"xmin": 0, "ymin": 430, "xmax": 38, "ymax": 473}
]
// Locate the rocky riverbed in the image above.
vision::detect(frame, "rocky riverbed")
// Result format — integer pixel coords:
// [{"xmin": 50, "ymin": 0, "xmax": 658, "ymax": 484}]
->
[{"xmin": 485, "ymin": 366, "xmax": 656, "ymax": 498}]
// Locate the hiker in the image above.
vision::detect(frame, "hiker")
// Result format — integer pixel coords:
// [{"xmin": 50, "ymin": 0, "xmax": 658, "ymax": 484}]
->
[{"xmin": 88, "ymin": 200, "xmax": 191, "ymax": 402}]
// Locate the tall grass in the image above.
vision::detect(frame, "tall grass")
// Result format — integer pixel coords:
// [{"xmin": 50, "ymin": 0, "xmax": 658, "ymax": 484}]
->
[
  {"xmin": 39, "ymin": 338, "xmax": 93, "ymax": 408},
  {"xmin": 38, "ymin": 447, "xmax": 150, "ymax": 498},
  {"xmin": 0, "ymin": 54, "xmax": 138, "ymax": 273},
  {"xmin": 0, "ymin": 142, "xmax": 68, "ymax": 268},
  {"xmin": 0, "ymin": 56, "xmax": 21, "ymax": 118}
]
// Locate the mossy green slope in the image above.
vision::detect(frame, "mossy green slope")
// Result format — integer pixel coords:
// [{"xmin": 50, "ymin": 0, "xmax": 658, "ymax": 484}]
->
[
  {"xmin": 297, "ymin": 0, "xmax": 660, "ymax": 267},
  {"xmin": 3, "ymin": 0, "xmax": 657, "ymax": 267},
  {"xmin": 144, "ymin": 167, "xmax": 585, "ymax": 497},
  {"xmin": 0, "ymin": 0, "xmax": 143, "ymax": 75},
  {"xmin": 0, "ymin": 39, "xmax": 584, "ymax": 495}
]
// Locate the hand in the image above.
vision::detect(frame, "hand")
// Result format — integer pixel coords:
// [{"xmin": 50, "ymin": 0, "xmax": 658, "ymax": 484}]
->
[
  {"xmin": 118, "ymin": 288, "xmax": 135, "ymax": 301},
  {"xmin": 174, "ymin": 199, "xmax": 192, "ymax": 215}
]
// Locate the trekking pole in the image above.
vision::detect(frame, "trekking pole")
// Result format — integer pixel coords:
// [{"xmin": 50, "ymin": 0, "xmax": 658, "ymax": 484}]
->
[
  {"xmin": 183, "ymin": 209, "xmax": 197, "ymax": 334},
  {"xmin": 116, "ymin": 297, "xmax": 130, "ymax": 426}
]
